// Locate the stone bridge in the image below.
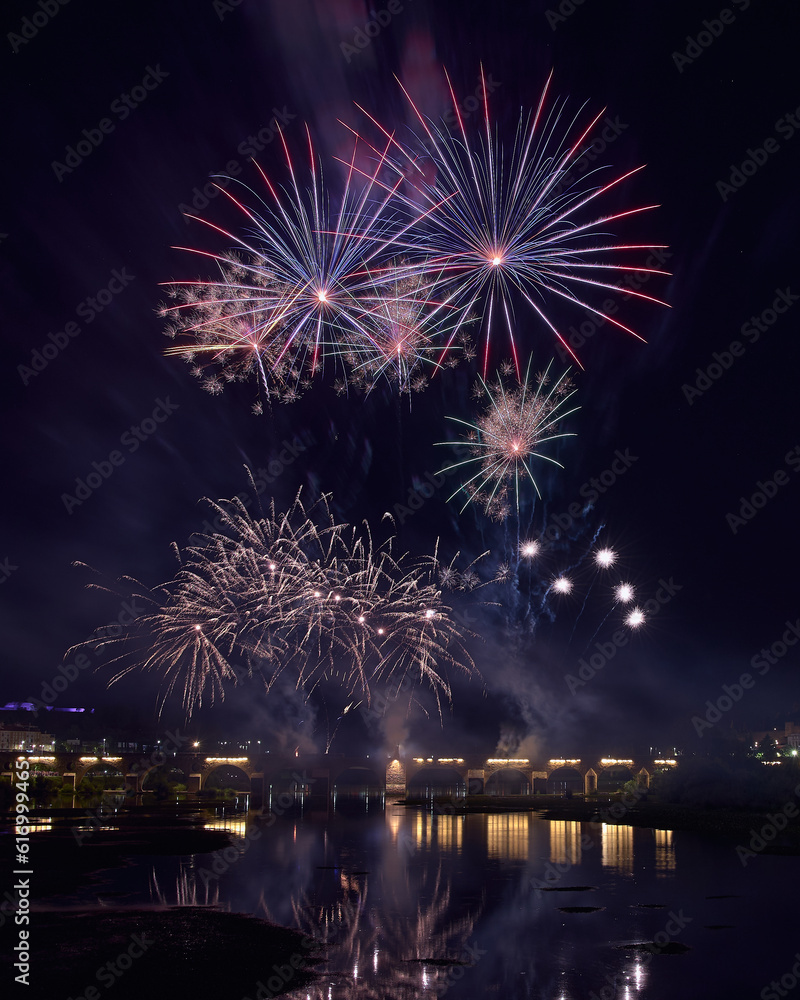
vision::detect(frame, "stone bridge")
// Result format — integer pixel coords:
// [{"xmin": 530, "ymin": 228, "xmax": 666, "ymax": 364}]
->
[
  {"xmin": 3, "ymin": 750, "xmax": 390, "ymax": 807},
  {"xmin": 402, "ymin": 756, "xmax": 677, "ymax": 795},
  {"xmin": 4, "ymin": 750, "xmax": 676, "ymax": 804}
]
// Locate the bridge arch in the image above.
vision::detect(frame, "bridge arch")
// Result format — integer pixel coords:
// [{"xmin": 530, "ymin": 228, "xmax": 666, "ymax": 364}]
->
[
  {"xmin": 140, "ymin": 763, "xmax": 189, "ymax": 792},
  {"xmin": 202, "ymin": 762, "xmax": 252, "ymax": 792},
  {"xmin": 546, "ymin": 767, "xmax": 584, "ymax": 796},
  {"xmin": 332, "ymin": 766, "xmax": 384, "ymax": 792},
  {"xmin": 407, "ymin": 765, "xmax": 466, "ymax": 798},
  {"xmin": 485, "ymin": 767, "xmax": 531, "ymax": 795},
  {"xmin": 78, "ymin": 761, "xmax": 125, "ymax": 791},
  {"xmin": 597, "ymin": 765, "xmax": 635, "ymax": 793}
]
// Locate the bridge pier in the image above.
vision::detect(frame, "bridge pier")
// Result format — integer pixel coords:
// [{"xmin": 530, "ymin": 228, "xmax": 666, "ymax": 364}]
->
[
  {"xmin": 467, "ymin": 769, "xmax": 485, "ymax": 795},
  {"xmin": 125, "ymin": 773, "xmax": 142, "ymax": 794},
  {"xmin": 385, "ymin": 759, "xmax": 405, "ymax": 794},
  {"xmin": 584, "ymin": 768, "xmax": 598, "ymax": 795},
  {"xmin": 63, "ymin": 772, "xmax": 76, "ymax": 790},
  {"xmin": 249, "ymin": 773, "xmax": 264, "ymax": 809},
  {"xmin": 637, "ymin": 768, "xmax": 650, "ymax": 789},
  {"xmin": 188, "ymin": 773, "xmax": 202, "ymax": 794}
]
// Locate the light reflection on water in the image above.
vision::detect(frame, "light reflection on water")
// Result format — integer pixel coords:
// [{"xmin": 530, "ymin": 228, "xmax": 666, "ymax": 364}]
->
[
  {"xmin": 486, "ymin": 812, "xmax": 529, "ymax": 860},
  {"xmin": 37, "ymin": 797, "xmax": 798, "ymax": 998},
  {"xmin": 602, "ymin": 822, "xmax": 635, "ymax": 873},
  {"xmin": 654, "ymin": 828, "xmax": 675, "ymax": 876},
  {"xmin": 549, "ymin": 820, "xmax": 582, "ymax": 866},
  {"xmin": 155, "ymin": 802, "xmax": 800, "ymax": 997}
]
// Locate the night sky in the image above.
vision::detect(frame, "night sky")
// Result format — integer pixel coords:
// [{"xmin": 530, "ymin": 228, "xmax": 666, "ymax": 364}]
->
[{"xmin": 3, "ymin": 0, "xmax": 800, "ymax": 757}]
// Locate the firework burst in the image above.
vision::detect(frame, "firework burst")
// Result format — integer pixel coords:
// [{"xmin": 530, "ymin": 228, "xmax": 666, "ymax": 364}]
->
[
  {"xmin": 348, "ymin": 67, "xmax": 670, "ymax": 373},
  {"xmin": 339, "ymin": 262, "xmax": 473, "ymax": 396},
  {"xmin": 161, "ymin": 127, "xmax": 432, "ymax": 402},
  {"xmin": 74, "ymin": 492, "xmax": 478, "ymax": 718},
  {"xmin": 437, "ymin": 357, "xmax": 578, "ymax": 519}
]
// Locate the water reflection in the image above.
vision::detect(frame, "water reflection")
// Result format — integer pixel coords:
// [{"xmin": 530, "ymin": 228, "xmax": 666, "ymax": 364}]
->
[
  {"xmin": 412, "ymin": 810, "xmax": 464, "ymax": 852},
  {"xmin": 653, "ymin": 828, "xmax": 675, "ymax": 875},
  {"xmin": 49, "ymin": 799, "xmax": 799, "ymax": 999},
  {"xmin": 550, "ymin": 820, "xmax": 582, "ymax": 866},
  {"xmin": 601, "ymin": 822, "xmax": 634, "ymax": 872},
  {"xmin": 203, "ymin": 814, "xmax": 249, "ymax": 838},
  {"xmin": 486, "ymin": 813, "xmax": 529, "ymax": 860},
  {"xmin": 275, "ymin": 860, "xmax": 483, "ymax": 1000},
  {"xmin": 23, "ymin": 816, "xmax": 53, "ymax": 833},
  {"xmin": 150, "ymin": 862, "xmax": 220, "ymax": 908}
]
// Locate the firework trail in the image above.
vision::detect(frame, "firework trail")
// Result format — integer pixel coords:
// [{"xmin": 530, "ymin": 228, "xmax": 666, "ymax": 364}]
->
[
  {"xmin": 346, "ymin": 67, "xmax": 670, "ymax": 374},
  {"xmin": 436, "ymin": 357, "xmax": 578, "ymax": 521},
  {"xmin": 568, "ymin": 529, "xmax": 610, "ymax": 637},
  {"xmin": 72, "ymin": 492, "xmax": 479, "ymax": 719}
]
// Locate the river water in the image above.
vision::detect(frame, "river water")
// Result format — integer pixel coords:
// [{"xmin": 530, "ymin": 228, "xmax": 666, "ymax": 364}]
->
[{"xmin": 39, "ymin": 800, "xmax": 800, "ymax": 998}]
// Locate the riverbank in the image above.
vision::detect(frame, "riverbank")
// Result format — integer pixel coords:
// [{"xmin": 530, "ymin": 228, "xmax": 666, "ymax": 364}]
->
[
  {"xmin": 1, "ymin": 811, "xmax": 324, "ymax": 998},
  {"xmin": 1, "ymin": 907, "xmax": 320, "ymax": 999}
]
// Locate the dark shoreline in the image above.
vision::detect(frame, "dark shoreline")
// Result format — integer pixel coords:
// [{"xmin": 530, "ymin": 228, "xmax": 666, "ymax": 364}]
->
[
  {"xmin": 1, "ymin": 812, "xmax": 325, "ymax": 999},
  {"xmin": 1, "ymin": 907, "xmax": 322, "ymax": 1000}
]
